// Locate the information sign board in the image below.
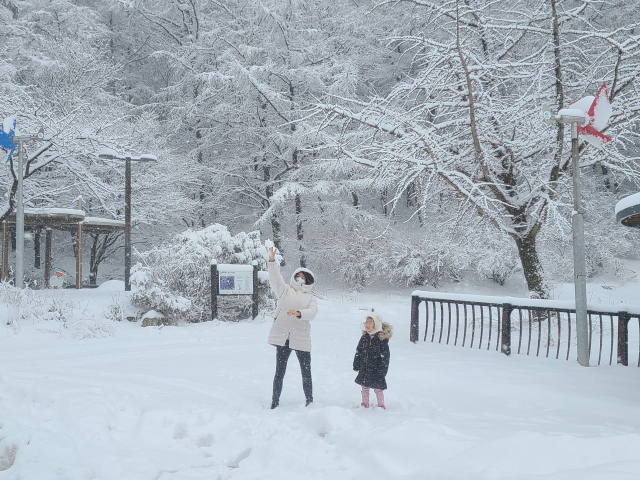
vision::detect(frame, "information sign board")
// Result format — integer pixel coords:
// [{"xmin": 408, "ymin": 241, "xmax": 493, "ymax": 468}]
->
[{"xmin": 217, "ymin": 264, "xmax": 254, "ymax": 295}]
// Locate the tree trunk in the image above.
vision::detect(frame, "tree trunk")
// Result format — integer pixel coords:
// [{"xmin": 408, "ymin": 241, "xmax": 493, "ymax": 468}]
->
[
  {"xmin": 381, "ymin": 187, "xmax": 388, "ymax": 215},
  {"xmin": 271, "ymin": 213, "xmax": 285, "ymax": 266},
  {"xmin": 88, "ymin": 232, "xmax": 121, "ymax": 287},
  {"xmin": 513, "ymin": 232, "xmax": 548, "ymax": 299},
  {"xmin": 295, "ymin": 194, "xmax": 306, "ymax": 268}
]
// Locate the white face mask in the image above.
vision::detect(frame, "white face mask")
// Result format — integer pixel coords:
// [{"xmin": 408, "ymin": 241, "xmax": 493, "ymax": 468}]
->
[{"xmin": 295, "ymin": 276, "xmax": 306, "ymax": 285}]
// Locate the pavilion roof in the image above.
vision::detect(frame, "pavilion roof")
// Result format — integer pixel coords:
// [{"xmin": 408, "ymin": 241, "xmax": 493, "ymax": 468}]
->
[{"xmin": 5, "ymin": 208, "xmax": 125, "ymax": 233}]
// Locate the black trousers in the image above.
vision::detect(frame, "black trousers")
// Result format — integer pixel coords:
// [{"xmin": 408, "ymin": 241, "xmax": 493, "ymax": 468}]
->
[{"xmin": 272, "ymin": 339, "xmax": 313, "ymax": 404}]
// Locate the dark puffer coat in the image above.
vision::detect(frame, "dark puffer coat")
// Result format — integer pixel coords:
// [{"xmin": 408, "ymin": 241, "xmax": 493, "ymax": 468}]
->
[{"xmin": 353, "ymin": 322, "xmax": 393, "ymax": 390}]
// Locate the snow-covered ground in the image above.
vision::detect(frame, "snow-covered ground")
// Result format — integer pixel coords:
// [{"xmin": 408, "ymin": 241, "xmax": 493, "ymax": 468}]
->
[{"xmin": 1, "ymin": 280, "xmax": 640, "ymax": 479}]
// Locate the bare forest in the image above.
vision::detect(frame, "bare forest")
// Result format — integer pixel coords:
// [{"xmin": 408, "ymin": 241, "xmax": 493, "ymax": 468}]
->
[{"xmin": 2, "ymin": 0, "xmax": 639, "ymax": 296}]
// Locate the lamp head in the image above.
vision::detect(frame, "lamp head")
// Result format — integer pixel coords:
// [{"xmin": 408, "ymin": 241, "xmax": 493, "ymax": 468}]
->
[
  {"xmin": 97, "ymin": 147, "xmax": 118, "ymax": 159},
  {"xmin": 139, "ymin": 154, "xmax": 158, "ymax": 162}
]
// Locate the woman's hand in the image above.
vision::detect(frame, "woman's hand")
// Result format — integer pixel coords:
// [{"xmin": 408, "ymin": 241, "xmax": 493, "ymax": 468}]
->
[
  {"xmin": 287, "ymin": 309, "xmax": 301, "ymax": 318},
  {"xmin": 266, "ymin": 246, "xmax": 277, "ymax": 262}
]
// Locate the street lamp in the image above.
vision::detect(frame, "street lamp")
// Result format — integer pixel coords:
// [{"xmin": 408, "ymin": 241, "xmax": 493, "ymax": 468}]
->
[
  {"xmin": 547, "ymin": 109, "xmax": 591, "ymax": 367},
  {"xmin": 542, "ymin": 83, "xmax": 612, "ymax": 367},
  {"xmin": 11, "ymin": 127, "xmax": 45, "ymax": 289},
  {"xmin": 98, "ymin": 147, "xmax": 157, "ymax": 291}
]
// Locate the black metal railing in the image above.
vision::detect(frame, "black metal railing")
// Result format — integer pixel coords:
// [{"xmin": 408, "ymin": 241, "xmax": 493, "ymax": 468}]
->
[{"xmin": 410, "ymin": 291, "xmax": 640, "ymax": 366}]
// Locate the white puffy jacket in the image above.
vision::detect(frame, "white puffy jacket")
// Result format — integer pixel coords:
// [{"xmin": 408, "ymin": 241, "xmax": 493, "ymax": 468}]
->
[{"xmin": 267, "ymin": 261, "xmax": 318, "ymax": 352}]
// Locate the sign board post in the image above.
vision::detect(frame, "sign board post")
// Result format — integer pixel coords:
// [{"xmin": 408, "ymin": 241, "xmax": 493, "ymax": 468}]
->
[
  {"xmin": 210, "ymin": 260, "xmax": 260, "ymax": 321},
  {"xmin": 252, "ymin": 262, "xmax": 259, "ymax": 319},
  {"xmin": 211, "ymin": 260, "xmax": 219, "ymax": 321}
]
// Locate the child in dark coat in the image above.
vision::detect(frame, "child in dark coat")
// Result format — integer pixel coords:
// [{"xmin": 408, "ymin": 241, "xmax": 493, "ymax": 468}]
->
[{"xmin": 353, "ymin": 311, "xmax": 393, "ymax": 409}]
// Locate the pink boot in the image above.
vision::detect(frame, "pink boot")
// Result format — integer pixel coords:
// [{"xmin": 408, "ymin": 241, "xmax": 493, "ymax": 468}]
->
[
  {"xmin": 374, "ymin": 389, "xmax": 385, "ymax": 409},
  {"xmin": 361, "ymin": 386, "xmax": 370, "ymax": 408}
]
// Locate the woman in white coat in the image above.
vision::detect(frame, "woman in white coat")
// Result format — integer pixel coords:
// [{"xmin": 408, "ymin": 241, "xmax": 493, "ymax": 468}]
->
[{"xmin": 266, "ymin": 246, "xmax": 318, "ymax": 409}]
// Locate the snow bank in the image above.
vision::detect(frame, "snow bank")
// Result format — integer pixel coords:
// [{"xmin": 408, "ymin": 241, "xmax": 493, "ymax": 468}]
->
[{"xmin": 97, "ymin": 280, "xmax": 125, "ymax": 292}]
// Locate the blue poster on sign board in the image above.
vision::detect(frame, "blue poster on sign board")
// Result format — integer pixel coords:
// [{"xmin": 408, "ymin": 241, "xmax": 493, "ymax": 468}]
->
[
  {"xmin": 220, "ymin": 276, "xmax": 235, "ymax": 291},
  {"xmin": 0, "ymin": 115, "xmax": 18, "ymax": 163}
]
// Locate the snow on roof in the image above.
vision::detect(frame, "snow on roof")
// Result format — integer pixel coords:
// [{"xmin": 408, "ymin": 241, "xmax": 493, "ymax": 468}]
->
[
  {"xmin": 412, "ymin": 290, "xmax": 640, "ymax": 315},
  {"xmin": 83, "ymin": 217, "xmax": 125, "ymax": 227},
  {"xmin": 23, "ymin": 208, "xmax": 85, "ymax": 217},
  {"xmin": 615, "ymin": 192, "xmax": 640, "ymax": 215}
]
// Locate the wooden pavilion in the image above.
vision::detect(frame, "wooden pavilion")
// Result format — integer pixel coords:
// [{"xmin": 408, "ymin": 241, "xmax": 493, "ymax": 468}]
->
[{"xmin": 1, "ymin": 207, "xmax": 125, "ymax": 288}]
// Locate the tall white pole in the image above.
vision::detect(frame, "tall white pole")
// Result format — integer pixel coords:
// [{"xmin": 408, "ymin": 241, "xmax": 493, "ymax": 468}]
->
[
  {"xmin": 124, "ymin": 156, "xmax": 131, "ymax": 292},
  {"xmin": 571, "ymin": 121, "xmax": 589, "ymax": 366},
  {"xmin": 16, "ymin": 139, "xmax": 24, "ymax": 289}
]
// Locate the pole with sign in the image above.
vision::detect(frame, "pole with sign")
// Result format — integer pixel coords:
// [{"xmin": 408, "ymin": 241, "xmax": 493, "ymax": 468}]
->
[
  {"xmin": 2, "ymin": 117, "xmax": 46, "ymax": 288},
  {"xmin": 541, "ymin": 82, "xmax": 612, "ymax": 367}
]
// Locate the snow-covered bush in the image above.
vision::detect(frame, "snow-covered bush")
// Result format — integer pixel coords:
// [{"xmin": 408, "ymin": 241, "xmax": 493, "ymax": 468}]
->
[
  {"xmin": 130, "ymin": 224, "xmax": 270, "ymax": 322},
  {"xmin": 0, "ymin": 282, "xmax": 21, "ymax": 329},
  {"xmin": 104, "ymin": 294, "xmax": 126, "ymax": 322},
  {"xmin": 0, "ymin": 283, "xmax": 116, "ymax": 338},
  {"xmin": 42, "ymin": 297, "xmax": 76, "ymax": 325}
]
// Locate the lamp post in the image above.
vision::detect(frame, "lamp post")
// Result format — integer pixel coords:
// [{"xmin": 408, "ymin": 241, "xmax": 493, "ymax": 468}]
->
[
  {"xmin": 542, "ymin": 107, "xmax": 591, "ymax": 366},
  {"xmin": 98, "ymin": 148, "xmax": 156, "ymax": 291},
  {"xmin": 543, "ymin": 85, "xmax": 613, "ymax": 367},
  {"xmin": 11, "ymin": 128, "xmax": 45, "ymax": 289}
]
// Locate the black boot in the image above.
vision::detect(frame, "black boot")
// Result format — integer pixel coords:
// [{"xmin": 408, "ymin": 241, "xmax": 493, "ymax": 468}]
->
[
  {"xmin": 305, "ymin": 398, "xmax": 313, "ymax": 407},
  {"xmin": 271, "ymin": 400, "xmax": 279, "ymax": 409}
]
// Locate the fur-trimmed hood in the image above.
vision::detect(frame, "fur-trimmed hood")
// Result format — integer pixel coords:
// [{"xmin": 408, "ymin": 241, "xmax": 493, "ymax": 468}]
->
[{"xmin": 376, "ymin": 322, "xmax": 394, "ymax": 341}]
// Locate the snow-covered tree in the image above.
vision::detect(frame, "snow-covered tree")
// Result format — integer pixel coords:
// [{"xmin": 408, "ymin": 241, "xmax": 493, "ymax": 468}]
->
[{"xmin": 313, "ymin": 0, "xmax": 640, "ymax": 297}]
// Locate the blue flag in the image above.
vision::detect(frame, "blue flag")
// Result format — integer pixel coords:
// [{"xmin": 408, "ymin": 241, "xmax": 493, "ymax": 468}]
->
[{"xmin": 0, "ymin": 115, "xmax": 18, "ymax": 163}]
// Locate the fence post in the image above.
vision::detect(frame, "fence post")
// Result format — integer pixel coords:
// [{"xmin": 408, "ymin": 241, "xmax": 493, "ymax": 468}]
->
[
  {"xmin": 210, "ymin": 261, "xmax": 218, "ymax": 321},
  {"xmin": 410, "ymin": 295, "xmax": 421, "ymax": 343},
  {"xmin": 501, "ymin": 304, "xmax": 512, "ymax": 356},
  {"xmin": 252, "ymin": 261, "xmax": 259, "ymax": 320},
  {"xmin": 617, "ymin": 312, "xmax": 630, "ymax": 366}
]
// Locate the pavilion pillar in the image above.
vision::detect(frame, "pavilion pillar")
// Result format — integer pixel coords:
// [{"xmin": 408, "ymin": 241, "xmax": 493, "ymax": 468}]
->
[
  {"xmin": 1, "ymin": 221, "xmax": 8, "ymax": 282},
  {"xmin": 34, "ymin": 229, "xmax": 41, "ymax": 269},
  {"xmin": 45, "ymin": 228, "xmax": 52, "ymax": 288},
  {"xmin": 75, "ymin": 222, "xmax": 83, "ymax": 289}
]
